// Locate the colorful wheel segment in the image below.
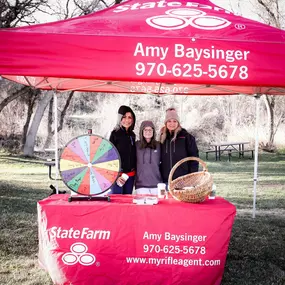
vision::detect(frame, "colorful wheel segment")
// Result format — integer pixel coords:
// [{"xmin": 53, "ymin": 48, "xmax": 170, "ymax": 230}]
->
[{"xmin": 59, "ymin": 134, "xmax": 121, "ymax": 195}]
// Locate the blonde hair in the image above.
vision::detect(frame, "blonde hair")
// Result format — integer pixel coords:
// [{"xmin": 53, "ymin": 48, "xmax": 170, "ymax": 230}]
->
[{"xmin": 160, "ymin": 124, "xmax": 182, "ymax": 144}]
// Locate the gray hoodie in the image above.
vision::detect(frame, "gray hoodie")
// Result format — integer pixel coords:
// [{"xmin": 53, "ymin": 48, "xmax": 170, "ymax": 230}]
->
[{"xmin": 135, "ymin": 121, "xmax": 162, "ymax": 189}]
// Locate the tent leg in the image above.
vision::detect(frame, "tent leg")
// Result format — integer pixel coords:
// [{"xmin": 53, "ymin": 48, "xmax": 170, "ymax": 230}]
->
[
  {"xmin": 53, "ymin": 91, "xmax": 59, "ymax": 194},
  {"xmin": 252, "ymin": 95, "xmax": 261, "ymax": 218}
]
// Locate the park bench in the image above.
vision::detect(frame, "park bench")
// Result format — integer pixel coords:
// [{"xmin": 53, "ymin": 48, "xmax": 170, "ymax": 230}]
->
[
  {"xmin": 43, "ymin": 148, "xmax": 61, "ymax": 180},
  {"xmin": 43, "ymin": 149, "xmax": 66, "ymax": 195},
  {"xmin": 205, "ymin": 150, "xmax": 217, "ymax": 160},
  {"xmin": 228, "ymin": 149, "xmax": 254, "ymax": 161},
  {"xmin": 205, "ymin": 147, "xmax": 236, "ymax": 160},
  {"xmin": 44, "ymin": 159, "xmax": 57, "ymax": 180},
  {"xmin": 206, "ymin": 142, "xmax": 251, "ymax": 161}
]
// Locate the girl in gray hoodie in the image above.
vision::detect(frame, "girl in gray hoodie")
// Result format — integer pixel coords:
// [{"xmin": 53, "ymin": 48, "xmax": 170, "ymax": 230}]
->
[{"xmin": 135, "ymin": 120, "xmax": 162, "ymax": 195}]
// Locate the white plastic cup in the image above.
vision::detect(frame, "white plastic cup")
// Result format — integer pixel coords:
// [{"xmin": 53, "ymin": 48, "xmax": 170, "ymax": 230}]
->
[
  {"xmin": 157, "ymin": 183, "xmax": 166, "ymax": 198},
  {"xmin": 209, "ymin": 184, "xmax": 216, "ymax": 199},
  {"xmin": 117, "ymin": 173, "xmax": 129, "ymax": 187}
]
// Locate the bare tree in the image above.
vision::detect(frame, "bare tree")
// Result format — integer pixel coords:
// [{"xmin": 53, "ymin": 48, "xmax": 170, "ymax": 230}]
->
[
  {"xmin": 1, "ymin": 0, "xmax": 108, "ymax": 155},
  {"xmin": 51, "ymin": 0, "xmax": 109, "ymax": 20},
  {"xmin": 73, "ymin": 0, "xmax": 107, "ymax": 15},
  {"xmin": 0, "ymin": 85, "xmax": 30, "ymax": 113},
  {"xmin": 21, "ymin": 89, "xmax": 41, "ymax": 148},
  {"xmin": 0, "ymin": 0, "xmax": 51, "ymax": 28},
  {"xmin": 254, "ymin": 0, "xmax": 285, "ymax": 149},
  {"xmin": 44, "ymin": 97, "xmax": 54, "ymax": 148},
  {"xmin": 0, "ymin": 81, "xmax": 43, "ymax": 148},
  {"xmin": 0, "ymin": 0, "xmax": 52, "ymax": 152},
  {"xmin": 256, "ymin": 0, "xmax": 284, "ymax": 29},
  {"xmin": 43, "ymin": 91, "xmax": 75, "ymax": 149},
  {"xmin": 23, "ymin": 91, "xmax": 53, "ymax": 156}
]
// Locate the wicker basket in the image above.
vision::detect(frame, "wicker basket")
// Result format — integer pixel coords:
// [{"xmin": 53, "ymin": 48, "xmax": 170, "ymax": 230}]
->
[{"xmin": 168, "ymin": 157, "xmax": 213, "ymax": 203}]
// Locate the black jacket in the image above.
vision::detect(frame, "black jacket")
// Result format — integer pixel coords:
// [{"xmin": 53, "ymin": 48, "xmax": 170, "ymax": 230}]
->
[
  {"xmin": 160, "ymin": 128, "xmax": 199, "ymax": 183},
  {"xmin": 109, "ymin": 127, "xmax": 136, "ymax": 173}
]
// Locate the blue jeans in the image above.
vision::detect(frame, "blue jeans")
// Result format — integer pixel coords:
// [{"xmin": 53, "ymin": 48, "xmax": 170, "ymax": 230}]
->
[{"xmin": 111, "ymin": 176, "xmax": 135, "ymax": 195}]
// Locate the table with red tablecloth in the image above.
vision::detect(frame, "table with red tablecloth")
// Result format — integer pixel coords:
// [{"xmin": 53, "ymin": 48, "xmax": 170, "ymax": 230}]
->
[{"xmin": 37, "ymin": 194, "xmax": 236, "ymax": 285}]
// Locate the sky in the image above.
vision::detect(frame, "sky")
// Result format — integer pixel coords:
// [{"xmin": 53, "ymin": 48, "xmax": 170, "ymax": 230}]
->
[
  {"xmin": 212, "ymin": 0, "xmax": 258, "ymax": 20},
  {"xmin": 37, "ymin": 0, "xmax": 261, "ymax": 23}
]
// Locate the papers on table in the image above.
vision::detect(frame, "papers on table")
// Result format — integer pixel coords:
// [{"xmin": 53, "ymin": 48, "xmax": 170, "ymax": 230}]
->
[{"xmin": 133, "ymin": 196, "xmax": 158, "ymax": 205}]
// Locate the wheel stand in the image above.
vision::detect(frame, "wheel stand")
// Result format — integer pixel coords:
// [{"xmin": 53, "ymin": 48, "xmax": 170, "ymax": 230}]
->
[{"xmin": 68, "ymin": 195, "xmax": 111, "ymax": 202}]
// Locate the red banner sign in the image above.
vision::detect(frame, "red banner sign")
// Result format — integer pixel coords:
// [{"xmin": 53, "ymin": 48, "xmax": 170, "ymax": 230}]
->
[{"xmin": 38, "ymin": 195, "xmax": 236, "ymax": 285}]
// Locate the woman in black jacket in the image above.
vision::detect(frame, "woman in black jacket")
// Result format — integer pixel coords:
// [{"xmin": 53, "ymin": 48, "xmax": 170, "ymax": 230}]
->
[
  {"xmin": 109, "ymin": 105, "xmax": 136, "ymax": 194},
  {"xmin": 160, "ymin": 108, "xmax": 199, "ymax": 185}
]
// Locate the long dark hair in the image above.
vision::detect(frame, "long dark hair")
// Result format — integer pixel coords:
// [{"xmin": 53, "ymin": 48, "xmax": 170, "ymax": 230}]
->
[{"xmin": 139, "ymin": 136, "xmax": 157, "ymax": 149}]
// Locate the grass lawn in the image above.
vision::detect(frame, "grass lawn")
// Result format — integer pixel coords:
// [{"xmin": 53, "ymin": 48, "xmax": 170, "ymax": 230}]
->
[{"xmin": 0, "ymin": 151, "xmax": 284, "ymax": 285}]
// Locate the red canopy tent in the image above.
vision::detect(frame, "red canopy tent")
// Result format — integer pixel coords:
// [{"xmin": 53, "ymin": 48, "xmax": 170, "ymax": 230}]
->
[
  {"xmin": 1, "ymin": 0, "xmax": 285, "ymax": 95},
  {"xmin": 1, "ymin": 0, "xmax": 285, "ymax": 218}
]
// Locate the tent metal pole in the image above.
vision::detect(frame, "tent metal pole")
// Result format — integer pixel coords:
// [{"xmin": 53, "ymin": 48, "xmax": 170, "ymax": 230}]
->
[
  {"xmin": 53, "ymin": 90, "xmax": 59, "ymax": 194},
  {"xmin": 180, "ymin": 96, "xmax": 183, "ymax": 123},
  {"xmin": 253, "ymin": 94, "xmax": 261, "ymax": 218}
]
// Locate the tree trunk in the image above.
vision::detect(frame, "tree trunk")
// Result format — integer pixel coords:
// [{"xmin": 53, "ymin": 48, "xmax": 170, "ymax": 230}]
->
[
  {"xmin": 23, "ymin": 92, "xmax": 53, "ymax": 156},
  {"xmin": 21, "ymin": 90, "xmax": 39, "ymax": 149},
  {"xmin": 44, "ymin": 91, "xmax": 74, "ymax": 149},
  {"xmin": 55, "ymin": 91, "xmax": 74, "ymax": 133},
  {"xmin": 263, "ymin": 95, "xmax": 275, "ymax": 146},
  {"xmin": 43, "ymin": 97, "xmax": 54, "ymax": 149}
]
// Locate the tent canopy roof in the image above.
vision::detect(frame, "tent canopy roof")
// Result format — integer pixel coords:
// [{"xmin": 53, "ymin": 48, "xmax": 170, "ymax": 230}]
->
[{"xmin": 1, "ymin": 0, "xmax": 285, "ymax": 95}]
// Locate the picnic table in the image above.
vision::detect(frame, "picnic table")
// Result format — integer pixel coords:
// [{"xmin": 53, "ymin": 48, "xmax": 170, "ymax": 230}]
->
[
  {"xmin": 43, "ymin": 148, "xmax": 62, "ymax": 180},
  {"xmin": 206, "ymin": 141, "xmax": 253, "ymax": 161}
]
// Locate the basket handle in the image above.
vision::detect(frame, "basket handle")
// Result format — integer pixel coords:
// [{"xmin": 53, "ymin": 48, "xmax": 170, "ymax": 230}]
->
[{"xmin": 168, "ymin": 156, "xmax": 208, "ymax": 186}]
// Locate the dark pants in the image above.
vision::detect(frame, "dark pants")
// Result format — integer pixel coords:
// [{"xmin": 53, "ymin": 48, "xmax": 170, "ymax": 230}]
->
[
  {"xmin": 111, "ymin": 176, "xmax": 135, "ymax": 195},
  {"xmin": 162, "ymin": 182, "xmax": 169, "ymax": 191}
]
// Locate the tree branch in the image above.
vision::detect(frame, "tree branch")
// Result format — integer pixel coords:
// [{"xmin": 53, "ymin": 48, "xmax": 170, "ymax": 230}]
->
[
  {"xmin": 0, "ymin": 86, "xmax": 31, "ymax": 113},
  {"xmin": 51, "ymin": 91, "xmax": 74, "ymax": 134},
  {"xmin": 257, "ymin": 0, "xmax": 279, "ymax": 27}
]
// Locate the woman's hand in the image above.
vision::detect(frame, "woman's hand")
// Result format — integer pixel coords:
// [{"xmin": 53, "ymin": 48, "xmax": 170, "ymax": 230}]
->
[{"xmin": 117, "ymin": 176, "xmax": 126, "ymax": 186}]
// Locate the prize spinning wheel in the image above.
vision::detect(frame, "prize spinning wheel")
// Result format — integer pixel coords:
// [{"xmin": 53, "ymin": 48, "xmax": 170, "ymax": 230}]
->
[{"xmin": 59, "ymin": 134, "xmax": 121, "ymax": 196}]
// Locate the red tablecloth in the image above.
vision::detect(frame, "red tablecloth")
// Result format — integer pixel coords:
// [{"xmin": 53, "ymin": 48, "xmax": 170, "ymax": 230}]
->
[{"xmin": 37, "ymin": 195, "xmax": 236, "ymax": 285}]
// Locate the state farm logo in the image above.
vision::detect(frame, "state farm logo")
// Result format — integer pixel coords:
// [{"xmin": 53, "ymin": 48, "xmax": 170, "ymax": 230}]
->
[
  {"xmin": 146, "ymin": 8, "xmax": 231, "ymax": 30},
  {"xmin": 62, "ymin": 242, "xmax": 98, "ymax": 266}
]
